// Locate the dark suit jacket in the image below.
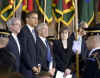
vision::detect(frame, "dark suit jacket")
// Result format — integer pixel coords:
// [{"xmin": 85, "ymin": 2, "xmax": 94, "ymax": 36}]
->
[
  {"xmin": 53, "ymin": 39, "xmax": 73, "ymax": 72},
  {"xmin": 18, "ymin": 25, "xmax": 38, "ymax": 78},
  {"xmin": 69, "ymin": 33, "xmax": 88, "ymax": 73},
  {"xmin": 6, "ymin": 35, "xmax": 20, "ymax": 72},
  {"xmin": 0, "ymin": 48, "xmax": 16, "ymax": 72},
  {"xmin": 36, "ymin": 37, "xmax": 55, "ymax": 71}
]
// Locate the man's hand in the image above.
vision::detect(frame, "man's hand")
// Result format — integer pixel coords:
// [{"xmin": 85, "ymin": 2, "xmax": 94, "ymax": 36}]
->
[
  {"xmin": 64, "ymin": 68, "xmax": 71, "ymax": 76},
  {"xmin": 48, "ymin": 68, "xmax": 55, "ymax": 76},
  {"xmin": 37, "ymin": 64, "xmax": 41, "ymax": 74},
  {"xmin": 32, "ymin": 66, "xmax": 39, "ymax": 75}
]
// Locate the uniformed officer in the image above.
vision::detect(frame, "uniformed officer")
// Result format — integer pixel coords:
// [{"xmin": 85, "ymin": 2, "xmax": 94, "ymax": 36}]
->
[
  {"xmin": 0, "ymin": 26, "xmax": 16, "ymax": 74},
  {"xmin": 83, "ymin": 25, "xmax": 100, "ymax": 78}
]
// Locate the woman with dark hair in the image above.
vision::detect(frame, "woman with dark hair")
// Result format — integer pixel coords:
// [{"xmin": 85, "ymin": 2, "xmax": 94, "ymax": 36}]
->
[{"xmin": 53, "ymin": 27, "xmax": 73, "ymax": 78}]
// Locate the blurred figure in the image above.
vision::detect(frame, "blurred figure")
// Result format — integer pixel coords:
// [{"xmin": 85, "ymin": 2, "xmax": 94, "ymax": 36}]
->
[
  {"xmin": 36, "ymin": 23, "xmax": 55, "ymax": 77},
  {"xmin": 6, "ymin": 18, "xmax": 21, "ymax": 72},
  {"xmin": 18, "ymin": 11, "xmax": 39, "ymax": 78},
  {"xmin": 53, "ymin": 27, "xmax": 73, "ymax": 78},
  {"xmin": 0, "ymin": 24, "xmax": 16, "ymax": 73},
  {"xmin": 8, "ymin": 72, "xmax": 24, "ymax": 78},
  {"xmin": 0, "ymin": 72, "xmax": 24, "ymax": 78},
  {"xmin": 83, "ymin": 25, "xmax": 100, "ymax": 78}
]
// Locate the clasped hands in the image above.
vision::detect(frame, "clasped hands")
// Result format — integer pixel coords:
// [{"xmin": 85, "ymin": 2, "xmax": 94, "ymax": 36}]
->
[{"xmin": 32, "ymin": 65, "xmax": 41, "ymax": 75}]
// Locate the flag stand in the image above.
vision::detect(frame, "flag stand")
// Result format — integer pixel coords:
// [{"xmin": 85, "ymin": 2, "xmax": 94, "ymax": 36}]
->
[
  {"xmin": 57, "ymin": 22, "xmax": 60, "ymax": 40},
  {"xmin": 74, "ymin": 0, "xmax": 80, "ymax": 78},
  {"xmin": 44, "ymin": 0, "xmax": 46, "ymax": 23},
  {"xmin": 13, "ymin": 0, "xmax": 16, "ymax": 18}
]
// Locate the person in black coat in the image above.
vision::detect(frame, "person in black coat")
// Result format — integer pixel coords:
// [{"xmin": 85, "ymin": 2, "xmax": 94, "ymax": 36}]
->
[
  {"xmin": 0, "ymin": 28, "xmax": 16, "ymax": 73},
  {"xmin": 18, "ymin": 11, "xmax": 39, "ymax": 78},
  {"xmin": 36, "ymin": 23, "xmax": 55, "ymax": 77},
  {"xmin": 53, "ymin": 27, "xmax": 73, "ymax": 77}
]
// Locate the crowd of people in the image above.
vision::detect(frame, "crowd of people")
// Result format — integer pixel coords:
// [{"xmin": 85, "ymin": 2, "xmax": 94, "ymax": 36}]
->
[{"xmin": 0, "ymin": 11, "xmax": 100, "ymax": 78}]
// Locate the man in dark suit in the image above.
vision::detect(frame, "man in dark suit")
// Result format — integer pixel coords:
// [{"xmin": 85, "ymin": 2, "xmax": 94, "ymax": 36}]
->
[
  {"xmin": 6, "ymin": 18, "xmax": 21, "ymax": 72},
  {"xmin": 18, "ymin": 11, "xmax": 39, "ymax": 78},
  {"xmin": 36, "ymin": 23, "xmax": 55, "ymax": 77},
  {"xmin": 69, "ymin": 21, "xmax": 89, "ymax": 76},
  {"xmin": 70, "ymin": 21, "xmax": 88, "ymax": 60}
]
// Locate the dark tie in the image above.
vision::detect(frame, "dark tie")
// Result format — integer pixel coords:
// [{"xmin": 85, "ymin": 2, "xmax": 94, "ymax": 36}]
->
[
  {"xmin": 45, "ymin": 40, "xmax": 52, "ymax": 62},
  {"xmin": 32, "ymin": 29, "xmax": 36, "ymax": 43}
]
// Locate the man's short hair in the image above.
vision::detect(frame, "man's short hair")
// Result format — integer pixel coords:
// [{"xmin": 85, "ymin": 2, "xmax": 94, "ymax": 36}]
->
[
  {"xmin": 7, "ymin": 18, "xmax": 21, "ymax": 27},
  {"xmin": 59, "ymin": 26, "xmax": 69, "ymax": 34},
  {"xmin": 36, "ymin": 23, "xmax": 48, "ymax": 31},
  {"xmin": 26, "ymin": 11, "xmax": 38, "ymax": 18},
  {"xmin": 79, "ymin": 21, "xmax": 88, "ymax": 29}
]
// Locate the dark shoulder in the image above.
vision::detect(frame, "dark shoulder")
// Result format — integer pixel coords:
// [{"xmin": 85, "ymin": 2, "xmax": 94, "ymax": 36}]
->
[
  {"xmin": 18, "ymin": 25, "xmax": 29, "ymax": 39},
  {"xmin": 0, "ymin": 48, "xmax": 16, "ymax": 71},
  {"xmin": 52, "ymin": 39, "xmax": 61, "ymax": 47},
  {"xmin": 20, "ymin": 25, "xmax": 28, "ymax": 34},
  {"xmin": 52, "ymin": 39, "xmax": 59, "ymax": 43},
  {"xmin": 0, "ymin": 48, "xmax": 15, "ymax": 61},
  {"xmin": 69, "ymin": 32, "xmax": 75, "ymax": 41}
]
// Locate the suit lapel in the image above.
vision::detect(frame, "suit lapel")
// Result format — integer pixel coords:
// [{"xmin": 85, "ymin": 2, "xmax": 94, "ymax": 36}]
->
[
  {"xmin": 37, "ymin": 37, "xmax": 47, "ymax": 59},
  {"xmin": 10, "ymin": 35, "xmax": 20, "ymax": 55},
  {"xmin": 25, "ymin": 26, "xmax": 36, "ymax": 44}
]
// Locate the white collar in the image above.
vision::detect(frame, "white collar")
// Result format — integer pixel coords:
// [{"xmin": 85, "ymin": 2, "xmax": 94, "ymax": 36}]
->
[
  {"xmin": 89, "ymin": 47, "xmax": 100, "ymax": 56},
  {"xmin": 40, "ymin": 36, "xmax": 46, "ymax": 41},
  {"xmin": 27, "ymin": 24, "xmax": 34, "ymax": 33},
  {"xmin": 39, "ymin": 36, "xmax": 47, "ymax": 46},
  {"xmin": 12, "ymin": 33, "xmax": 17, "ymax": 39},
  {"xmin": 62, "ymin": 40, "xmax": 67, "ymax": 43},
  {"xmin": 12, "ymin": 33, "xmax": 20, "ymax": 53}
]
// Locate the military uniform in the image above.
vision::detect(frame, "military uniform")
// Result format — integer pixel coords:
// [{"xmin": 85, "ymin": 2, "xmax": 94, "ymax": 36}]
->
[
  {"xmin": 83, "ymin": 25, "xmax": 100, "ymax": 78},
  {"xmin": 83, "ymin": 49, "xmax": 100, "ymax": 78},
  {"xmin": 0, "ymin": 29, "xmax": 16, "ymax": 73}
]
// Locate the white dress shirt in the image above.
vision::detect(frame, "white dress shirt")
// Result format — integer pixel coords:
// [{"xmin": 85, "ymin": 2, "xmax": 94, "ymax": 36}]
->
[
  {"xmin": 62, "ymin": 40, "xmax": 67, "ymax": 49},
  {"xmin": 72, "ymin": 35, "xmax": 82, "ymax": 54},
  {"xmin": 89, "ymin": 47, "xmax": 100, "ymax": 56},
  {"xmin": 12, "ymin": 33, "xmax": 20, "ymax": 54}
]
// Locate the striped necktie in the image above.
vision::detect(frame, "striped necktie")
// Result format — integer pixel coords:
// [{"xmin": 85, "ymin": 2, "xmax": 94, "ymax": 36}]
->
[
  {"xmin": 45, "ymin": 40, "xmax": 52, "ymax": 62},
  {"xmin": 32, "ymin": 29, "xmax": 36, "ymax": 43}
]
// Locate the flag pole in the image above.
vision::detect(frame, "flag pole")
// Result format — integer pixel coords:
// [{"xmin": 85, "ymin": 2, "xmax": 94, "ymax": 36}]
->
[
  {"xmin": 74, "ymin": 0, "xmax": 80, "ymax": 78},
  {"xmin": 13, "ymin": 0, "xmax": 16, "ymax": 18},
  {"xmin": 44, "ymin": 0, "xmax": 46, "ymax": 23},
  {"xmin": 72, "ymin": 16, "xmax": 75, "ymax": 32},
  {"xmin": 57, "ymin": 22, "xmax": 60, "ymax": 39}
]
